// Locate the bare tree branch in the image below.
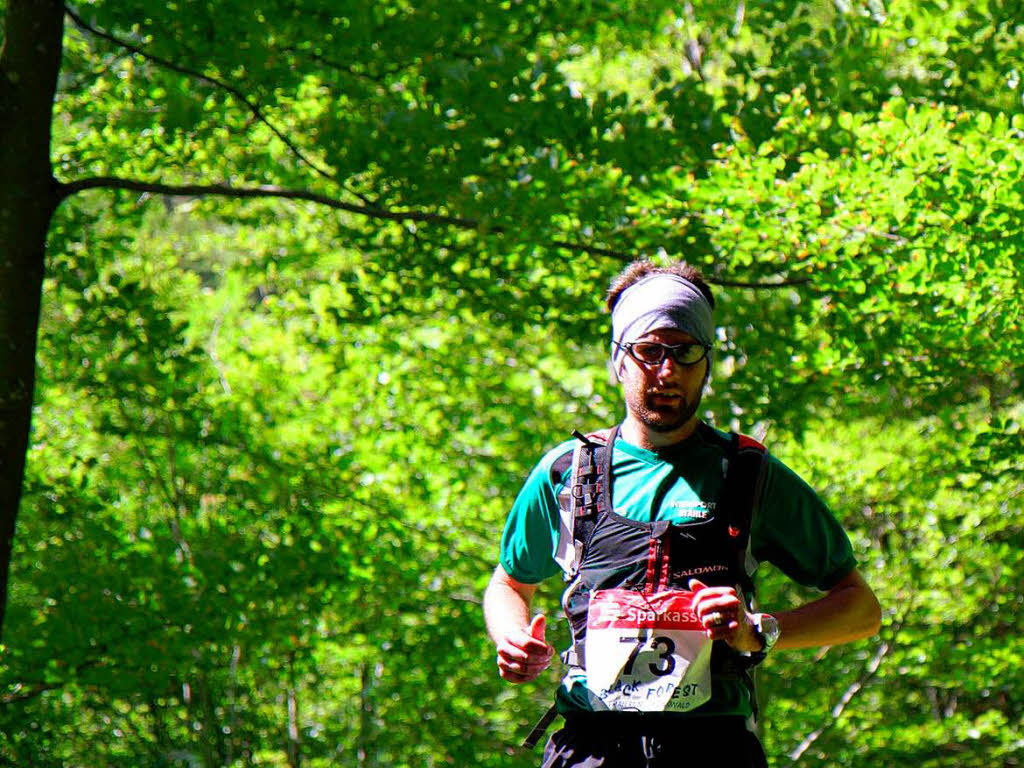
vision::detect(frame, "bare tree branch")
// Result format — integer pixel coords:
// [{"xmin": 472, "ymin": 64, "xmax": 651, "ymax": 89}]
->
[
  {"xmin": 62, "ymin": 4, "xmax": 373, "ymax": 207},
  {"xmin": 0, "ymin": 615, "xmax": 184, "ymax": 705},
  {"xmin": 57, "ymin": 175, "xmax": 811, "ymax": 289},
  {"xmin": 57, "ymin": 176, "xmax": 478, "ymax": 225},
  {"xmin": 789, "ymin": 622, "xmax": 901, "ymax": 763},
  {"xmin": 1, "ymin": 657, "xmax": 103, "ymax": 705}
]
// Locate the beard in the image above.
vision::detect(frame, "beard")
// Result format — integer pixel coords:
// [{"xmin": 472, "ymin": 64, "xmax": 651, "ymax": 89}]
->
[
  {"xmin": 620, "ymin": 360, "xmax": 709, "ymax": 437},
  {"xmin": 633, "ymin": 389, "xmax": 703, "ymax": 433}
]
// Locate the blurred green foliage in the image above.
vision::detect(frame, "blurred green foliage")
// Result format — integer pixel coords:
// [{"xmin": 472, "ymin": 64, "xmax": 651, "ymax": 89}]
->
[{"xmin": 1, "ymin": 0, "xmax": 1022, "ymax": 766}]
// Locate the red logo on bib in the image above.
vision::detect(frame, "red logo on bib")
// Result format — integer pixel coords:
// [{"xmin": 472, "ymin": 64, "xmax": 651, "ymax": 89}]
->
[{"xmin": 587, "ymin": 590, "xmax": 701, "ymax": 631}]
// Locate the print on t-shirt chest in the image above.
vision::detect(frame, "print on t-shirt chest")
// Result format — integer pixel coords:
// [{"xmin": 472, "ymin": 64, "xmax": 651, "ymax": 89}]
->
[
  {"xmin": 609, "ymin": 455, "xmax": 723, "ymax": 525},
  {"xmin": 613, "ymin": 484, "xmax": 718, "ymax": 525}
]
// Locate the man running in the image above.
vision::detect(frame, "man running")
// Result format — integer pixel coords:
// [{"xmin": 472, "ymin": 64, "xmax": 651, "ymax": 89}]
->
[{"xmin": 484, "ymin": 260, "xmax": 881, "ymax": 767}]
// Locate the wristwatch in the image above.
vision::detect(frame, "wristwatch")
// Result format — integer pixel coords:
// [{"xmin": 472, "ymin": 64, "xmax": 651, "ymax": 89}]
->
[{"xmin": 752, "ymin": 613, "xmax": 780, "ymax": 654}]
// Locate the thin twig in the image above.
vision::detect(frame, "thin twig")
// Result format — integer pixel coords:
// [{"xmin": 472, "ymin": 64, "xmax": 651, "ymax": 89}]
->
[
  {"xmin": 712, "ymin": 276, "xmax": 811, "ymax": 288},
  {"xmin": 732, "ymin": 1, "xmax": 746, "ymax": 36},
  {"xmin": 682, "ymin": 2, "xmax": 706, "ymax": 82},
  {"xmin": 63, "ymin": 4, "xmax": 352, "ymax": 195},
  {"xmin": 549, "ymin": 239, "xmax": 635, "ymax": 260},
  {"xmin": 207, "ymin": 311, "xmax": 232, "ymax": 396},
  {"xmin": 281, "ymin": 45, "xmax": 398, "ymax": 86}
]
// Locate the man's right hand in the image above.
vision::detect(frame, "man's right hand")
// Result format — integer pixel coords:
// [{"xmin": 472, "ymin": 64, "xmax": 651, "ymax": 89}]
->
[{"xmin": 495, "ymin": 614, "xmax": 554, "ymax": 683}]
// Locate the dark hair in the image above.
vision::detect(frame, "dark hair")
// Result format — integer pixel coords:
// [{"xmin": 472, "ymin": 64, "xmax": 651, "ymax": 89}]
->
[{"xmin": 605, "ymin": 260, "xmax": 715, "ymax": 313}]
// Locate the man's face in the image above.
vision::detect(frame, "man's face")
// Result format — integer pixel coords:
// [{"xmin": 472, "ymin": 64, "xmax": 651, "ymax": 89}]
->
[{"xmin": 618, "ymin": 328, "xmax": 709, "ymax": 434}]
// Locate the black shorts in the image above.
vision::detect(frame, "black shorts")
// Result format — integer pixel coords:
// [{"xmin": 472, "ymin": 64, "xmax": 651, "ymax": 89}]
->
[{"xmin": 541, "ymin": 714, "xmax": 769, "ymax": 768}]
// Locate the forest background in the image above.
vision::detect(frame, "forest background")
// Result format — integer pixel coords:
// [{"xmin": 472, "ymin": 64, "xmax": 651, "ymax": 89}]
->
[{"xmin": 1, "ymin": 1, "xmax": 1023, "ymax": 766}]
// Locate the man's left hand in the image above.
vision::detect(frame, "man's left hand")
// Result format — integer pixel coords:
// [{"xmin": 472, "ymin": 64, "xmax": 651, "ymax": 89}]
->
[{"xmin": 688, "ymin": 579, "xmax": 762, "ymax": 653}]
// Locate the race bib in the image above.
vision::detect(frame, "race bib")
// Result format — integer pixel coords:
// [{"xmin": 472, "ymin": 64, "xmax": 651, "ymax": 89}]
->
[{"xmin": 585, "ymin": 588, "xmax": 712, "ymax": 713}]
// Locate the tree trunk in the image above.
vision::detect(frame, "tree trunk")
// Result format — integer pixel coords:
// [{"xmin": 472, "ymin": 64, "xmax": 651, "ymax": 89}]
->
[{"xmin": 0, "ymin": 0, "xmax": 63, "ymax": 640}]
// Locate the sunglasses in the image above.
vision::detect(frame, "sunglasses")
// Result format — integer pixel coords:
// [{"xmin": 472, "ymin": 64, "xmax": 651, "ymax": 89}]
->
[{"xmin": 616, "ymin": 341, "xmax": 711, "ymax": 367}]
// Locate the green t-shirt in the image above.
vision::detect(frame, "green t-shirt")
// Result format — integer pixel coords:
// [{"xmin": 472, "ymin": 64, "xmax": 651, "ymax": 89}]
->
[{"xmin": 498, "ymin": 424, "xmax": 857, "ymax": 718}]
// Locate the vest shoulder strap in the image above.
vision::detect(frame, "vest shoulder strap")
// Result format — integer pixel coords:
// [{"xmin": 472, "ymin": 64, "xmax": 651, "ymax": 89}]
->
[
  {"xmin": 555, "ymin": 426, "xmax": 767, "ymax": 583},
  {"xmin": 722, "ymin": 432, "xmax": 768, "ymax": 595},
  {"xmin": 553, "ymin": 427, "xmax": 614, "ymax": 578}
]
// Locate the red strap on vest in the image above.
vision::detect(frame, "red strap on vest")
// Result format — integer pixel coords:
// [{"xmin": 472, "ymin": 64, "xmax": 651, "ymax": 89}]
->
[
  {"xmin": 737, "ymin": 434, "xmax": 765, "ymax": 451},
  {"xmin": 643, "ymin": 532, "xmax": 671, "ymax": 593}
]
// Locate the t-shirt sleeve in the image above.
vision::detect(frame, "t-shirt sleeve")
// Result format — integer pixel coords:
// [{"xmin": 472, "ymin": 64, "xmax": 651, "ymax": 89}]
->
[
  {"xmin": 750, "ymin": 454, "xmax": 857, "ymax": 591},
  {"xmin": 498, "ymin": 443, "xmax": 571, "ymax": 585}
]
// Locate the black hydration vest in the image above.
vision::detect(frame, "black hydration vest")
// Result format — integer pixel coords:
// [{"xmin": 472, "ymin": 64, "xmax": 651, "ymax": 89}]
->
[
  {"xmin": 551, "ymin": 423, "xmax": 767, "ymax": 679},
  {"xmin": 522, "ymin": 423, "xmax": 769, "ymax": 748}
]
